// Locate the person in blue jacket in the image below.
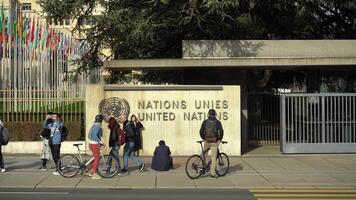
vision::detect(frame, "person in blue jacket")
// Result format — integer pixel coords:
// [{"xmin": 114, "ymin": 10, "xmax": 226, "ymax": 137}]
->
[
  {"xmin": 88, "ymin": 114, "xmax": 105, "ymax": 179},
  {"xmin": 43, "ymin": 112, "xmax": 63, "ymax": 175},
  {"xmin": 151, "ymin": 140, "xmax": 173, "ymax": 171}
]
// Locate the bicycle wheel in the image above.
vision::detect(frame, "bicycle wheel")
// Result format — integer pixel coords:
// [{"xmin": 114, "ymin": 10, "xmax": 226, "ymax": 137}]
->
[
  {"xmin": 185, "ymin": 155, "xmax": 205, "ymax": 179},
  {"xmin": 98, "ymin": 155, "xmax": 119, "ymax": 178},
  {"xmin": 57, "ymin": 154, "xmax": 81, "ymax": 178},
  {"xmin": 215, "ymin": 153, "xmax": 229, "ymax": 177}
]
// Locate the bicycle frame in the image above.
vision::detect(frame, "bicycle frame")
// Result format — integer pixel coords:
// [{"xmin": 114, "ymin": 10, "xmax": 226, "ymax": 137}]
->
[
  {"xmin": 71, "ymin": 145, "xmax": 106, "ymax": 171},
  {"xmin": 198, "ymin": 141, "xmax": 222, "ymax": 167}
]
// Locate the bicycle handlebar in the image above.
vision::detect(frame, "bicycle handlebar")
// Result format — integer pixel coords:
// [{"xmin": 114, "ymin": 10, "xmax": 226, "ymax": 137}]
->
[{"xmin": 196, "ymin": 140, "xmax": 228, "ymax": 144}]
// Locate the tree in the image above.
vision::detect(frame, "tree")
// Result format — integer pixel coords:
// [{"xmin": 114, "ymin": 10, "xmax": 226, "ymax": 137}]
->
[{"xmin": 38, "ymin": 0, "xmax": 259, "ymax": 83}]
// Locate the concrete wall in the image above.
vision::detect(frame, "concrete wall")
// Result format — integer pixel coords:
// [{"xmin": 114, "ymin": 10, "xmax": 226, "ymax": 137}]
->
[
  {"xmin": 2, "ymin": 141, "xmax": 86, "ymax": 154},
  {"xmin": 85, "ymin": 85, "xmax": 241, "ymax": 156},
  {"xmin": 183, "ymin": 40, "xmax": 356, "ymax": 59}
]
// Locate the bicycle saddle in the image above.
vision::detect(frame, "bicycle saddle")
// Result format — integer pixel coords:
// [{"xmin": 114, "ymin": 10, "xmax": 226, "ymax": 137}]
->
[
  {"xmin": 196, "ymin": 141, "xmax": 203, "ymax": 144},
  {"xmin": 73, "ymin": 143, "xmax": 83, "ymax": 147}
]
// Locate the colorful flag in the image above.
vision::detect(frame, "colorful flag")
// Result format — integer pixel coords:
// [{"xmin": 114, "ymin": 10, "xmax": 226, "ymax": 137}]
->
[
  {"xmin": 0, "ymin": 1, "xmax": 4, "ymax": 43},
  {"xmin": 12, "ymin": 3, "xmax": 17, "ymax": 40}
]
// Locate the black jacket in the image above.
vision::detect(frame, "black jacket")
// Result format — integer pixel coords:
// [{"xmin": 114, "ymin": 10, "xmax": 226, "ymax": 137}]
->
[
  {"xmin": 199, "ymin": 116, "xmax": 224, "ymax": 141},
  {"xmin": 109, "ymin": 123, "xmax": 120, "ymax": 147},
  {"xmin": 151, "ymin": 145, "xmax": 172, "ymax": 171},
  {"xmin": 124, "ymin": 122, "xmax": 136, "ymax": 143}
]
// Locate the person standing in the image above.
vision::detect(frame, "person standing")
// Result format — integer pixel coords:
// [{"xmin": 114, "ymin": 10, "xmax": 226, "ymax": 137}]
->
[
  {"xmin": 199, "ymin": 109, "xmax": 224, "ymax": 180},
  {"xmin": 130, "ymin": 115, "xmax": 144, "ymax": 156},
  {"xmin": 0, "ymin": 120, "xmax": 5, "ymax": 172},
  {"xmin": 39, "ymin": 112, "xmax": 53, "ymax": 171},
  {"xmin": 107, "ymin": 117, "xmax": 121, "ymax": 173},
  {"xmin": 121, "ymin": 118, "xmax": 144, "ymax": 175},
  {"xmin": 151, "ymin": 140, "xmax": 173, "ymax": 171},
  {"xmin": 88, "ymin": 115, "xmax": 104, "ymax": 179},
  {"xmin": 43, "ymin": 112, "xmax": 63, "ymax": 175}
]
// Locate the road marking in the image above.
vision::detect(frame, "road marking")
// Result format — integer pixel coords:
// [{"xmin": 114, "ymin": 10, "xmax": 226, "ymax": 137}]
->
[
  {"xmin": 255, "ymin": 193, "xmax": 356, "ymax": 197},
  {"xmin": 251, "ymin": 189, "xmax": 356, "ymax": 200},
  {"xmin": 0, "ymin": 192, "xmax": 69, "ymax": 195},
  {"xmin": 250, "ymin": 189, "xmax": 356, "ymax": 193},
  {"xmin": 258, "ymin": 199, "xmax": 356, "ymax": 200}
]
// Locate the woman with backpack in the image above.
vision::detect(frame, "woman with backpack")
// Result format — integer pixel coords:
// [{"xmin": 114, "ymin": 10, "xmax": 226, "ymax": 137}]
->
[
  {"xmin": 107, "ymin": 117, "xmax": 122, "ymax": 173},
  {"xmin": 43, "ymin": 112, "xmax": 63, "ymax": 175},
  {"xmin": 130, "ymin": 115, "xmax": 144, "ymax": 156},
  {"xmin": 121, "ymin": 118, "xmax": 145, "ymax": 175}
]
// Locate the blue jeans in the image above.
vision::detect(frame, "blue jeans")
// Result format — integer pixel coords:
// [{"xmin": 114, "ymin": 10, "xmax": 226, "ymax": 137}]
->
[
  {"xmin": 109, "ymin": 145, "xmax": 120, "ymax": 170},
  {"xmin": 124, "ymin": 142, "xmax": 143, "ymax": 170}
]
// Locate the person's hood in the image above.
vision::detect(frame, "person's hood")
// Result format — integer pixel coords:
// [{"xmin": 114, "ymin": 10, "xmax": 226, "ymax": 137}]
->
[
  {"xmin": 208, "ymin": 116, "xmax": 216, "ymax": 120},
  {"xmin": 94, "ymin": 122, "xmax": 102, "ymax": 127},
  {"xmin": 108, "ymin": 120, "xmax": 118, "ymax": 129}
]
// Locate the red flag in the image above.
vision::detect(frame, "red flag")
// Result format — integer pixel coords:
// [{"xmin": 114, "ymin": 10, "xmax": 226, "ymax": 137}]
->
[{"xmin": 30, "ymin": 17, "xmax": 35, "ymax": 43}]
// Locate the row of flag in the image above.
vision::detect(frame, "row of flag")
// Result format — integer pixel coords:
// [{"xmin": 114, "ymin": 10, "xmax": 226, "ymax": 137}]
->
[{"xmin": 0, "ymin": 0, "xmax": 88, "ymax": 61}]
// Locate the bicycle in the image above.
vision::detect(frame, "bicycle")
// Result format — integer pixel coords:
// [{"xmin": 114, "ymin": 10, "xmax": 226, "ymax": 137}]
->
[
  {"xmin": 185, "ymin": 140, "xmax": 229, "ymax": 179},
  {"xmin": 57, "ymin": 143, "xmax": 120, "ymax": 178}
]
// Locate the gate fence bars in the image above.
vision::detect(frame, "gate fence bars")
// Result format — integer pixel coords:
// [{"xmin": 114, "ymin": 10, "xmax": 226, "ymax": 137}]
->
[
  {"xmin": 280, "ymin": 93, "xmax": 356, "ymax": 153},
  {"xmin": 248, "ymin": 93, "xmax": 280, "ymax": 145}
]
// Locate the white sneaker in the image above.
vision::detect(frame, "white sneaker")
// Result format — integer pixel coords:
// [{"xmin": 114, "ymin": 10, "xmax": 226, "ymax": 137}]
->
[
  {"xmin": 1, "ymin": 169, "xmax": 6, "ymax": 173},
  {"xmin": 91, "ymin": 174, "xmax": 102, "ymax": 180},
  {"xmin": 52, "ymin": 171, "xmax": 60, "ymax": 176}
]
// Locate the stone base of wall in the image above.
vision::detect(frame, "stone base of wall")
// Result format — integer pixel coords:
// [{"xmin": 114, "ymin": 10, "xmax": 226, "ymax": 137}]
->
[{"xmin": 2, "ymin": 141, "xmax": 86, "ymax": 154}]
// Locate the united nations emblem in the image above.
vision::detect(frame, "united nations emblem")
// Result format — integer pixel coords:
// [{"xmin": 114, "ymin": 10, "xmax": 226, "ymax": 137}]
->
[{"xmin": 99, "ymin": 97, "xmax": 130, "ymax": 122}]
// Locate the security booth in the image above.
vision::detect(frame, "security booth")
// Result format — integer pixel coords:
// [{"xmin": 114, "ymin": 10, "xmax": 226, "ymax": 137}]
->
[{"xmin": 104, "ymin": 40, "xmax": 356, "ymax": 154}]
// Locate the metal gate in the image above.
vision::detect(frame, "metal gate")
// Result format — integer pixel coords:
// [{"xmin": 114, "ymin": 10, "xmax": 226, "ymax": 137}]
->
[
  {"xmin": 280, "ymin": 93, "xmax": 356, "ymax": 153},
  {"xmin": 248, "ymin": 93, "xmax": 280, "ymax": 145}
]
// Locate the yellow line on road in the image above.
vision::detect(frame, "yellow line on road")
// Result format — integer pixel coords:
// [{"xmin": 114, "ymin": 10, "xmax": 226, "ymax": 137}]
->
[
  {"xmin": 250, "ymin": 189, "xmax": 356, "ymax": 193},
  {"xmin": 255, "ymin": 194, "xmax": 356, "ymax": 197},
  {"xmin": 258, "ymin": 199, "xmax": 355, "ymax": 200}
]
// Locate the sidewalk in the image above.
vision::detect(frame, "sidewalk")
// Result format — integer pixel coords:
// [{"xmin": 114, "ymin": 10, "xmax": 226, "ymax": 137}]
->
[{"xmin": 1, "ymin": 154, "xmax": 356, "ymax": 189}]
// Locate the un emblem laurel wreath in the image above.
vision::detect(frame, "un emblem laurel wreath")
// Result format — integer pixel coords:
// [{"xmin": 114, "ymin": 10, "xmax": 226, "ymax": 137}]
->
[{"xmin": 99, "ymin": 97, "xmax": 130, "ymax": 122}]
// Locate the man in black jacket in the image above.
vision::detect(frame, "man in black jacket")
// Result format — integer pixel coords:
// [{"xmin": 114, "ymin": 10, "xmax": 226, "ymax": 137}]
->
[
  {"xmin": 199, "ymin": 109, "xmax": 224, "ymax": 180},
  {"xmin": 151, "ymin": 140, "xmax": 173, "ymax": 171},
  {"xmin": 108, "ymin": 117, "xmax": 121, "ymax": 172}
]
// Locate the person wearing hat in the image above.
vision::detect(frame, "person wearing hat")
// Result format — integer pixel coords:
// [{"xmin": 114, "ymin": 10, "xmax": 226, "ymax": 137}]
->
[
  {"xmin": 87, "ymin": 114, "xmax": 105, "ymax": 179},
  {"xmin": 199, "ymin": 109, "xmax": 224, "ymax": 180}
]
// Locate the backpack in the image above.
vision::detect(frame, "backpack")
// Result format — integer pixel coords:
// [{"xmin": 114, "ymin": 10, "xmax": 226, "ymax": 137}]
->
[
  {"xmin": 124, "ymin": 123, "xmax": 135, "ymax": 138},
  {"xmin": 118, "ymin": 127, "xmax": 126, "ymax": 145},
  {"xmin": 40, "ymin": 128, "xmax": 51, "ymax": 139},
  {"xmin": 204, "ymin": 119, "xmax": 217, "ymax": 143},
  {"xmin": 0, "ymin": 126, "xmax": 10, "ymax": 145},
  {"xmin": 60, "ymin": 126, "xmax": 69, "ymax": 141}
]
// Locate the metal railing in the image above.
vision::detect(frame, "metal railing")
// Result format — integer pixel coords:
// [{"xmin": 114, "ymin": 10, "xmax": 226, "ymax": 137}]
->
[
  {"xmin": 248, "ymin": 93, "xmax": 280, "ymax": 145},
  {"xmin": 280, "ymin": 93, "xmax": 356, "ymax": 153},
  {"xmin": 0, "ymin": 89, "xmax": 85, "ymax": 141}
]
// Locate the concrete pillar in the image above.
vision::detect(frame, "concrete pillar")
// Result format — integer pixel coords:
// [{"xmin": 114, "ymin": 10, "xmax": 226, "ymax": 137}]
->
[
  {"xmin": 85, "ymin": 83, "xmax": 106, "ymax": 154},
  {"xmin": 240, "ymin": 70, "xmax": 249, "ymax": 154}
]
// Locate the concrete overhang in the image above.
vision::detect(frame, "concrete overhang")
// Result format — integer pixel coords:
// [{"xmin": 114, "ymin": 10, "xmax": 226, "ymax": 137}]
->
[
  {"xmin": 105, "ymin": 40, "xmax": 356, "ymax": 70},
  {"xmin": 105, "ymin": 57, "xmax": 356, "ymax": 70}
]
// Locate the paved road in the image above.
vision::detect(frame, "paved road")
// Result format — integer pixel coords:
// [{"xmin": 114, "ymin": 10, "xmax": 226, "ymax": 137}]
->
[
  {"xmin": 0, "ymin": 189, "xmax": 255, "ymax": 200},
  {"xmin": 2, "ymin": 188, "xmax": 356, "ymax": 200}
]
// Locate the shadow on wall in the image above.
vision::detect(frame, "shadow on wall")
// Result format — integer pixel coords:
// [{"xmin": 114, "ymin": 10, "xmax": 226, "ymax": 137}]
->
[{"xmin": 183, "ymin": 40, "xmax": 265, "ymax": 58}]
